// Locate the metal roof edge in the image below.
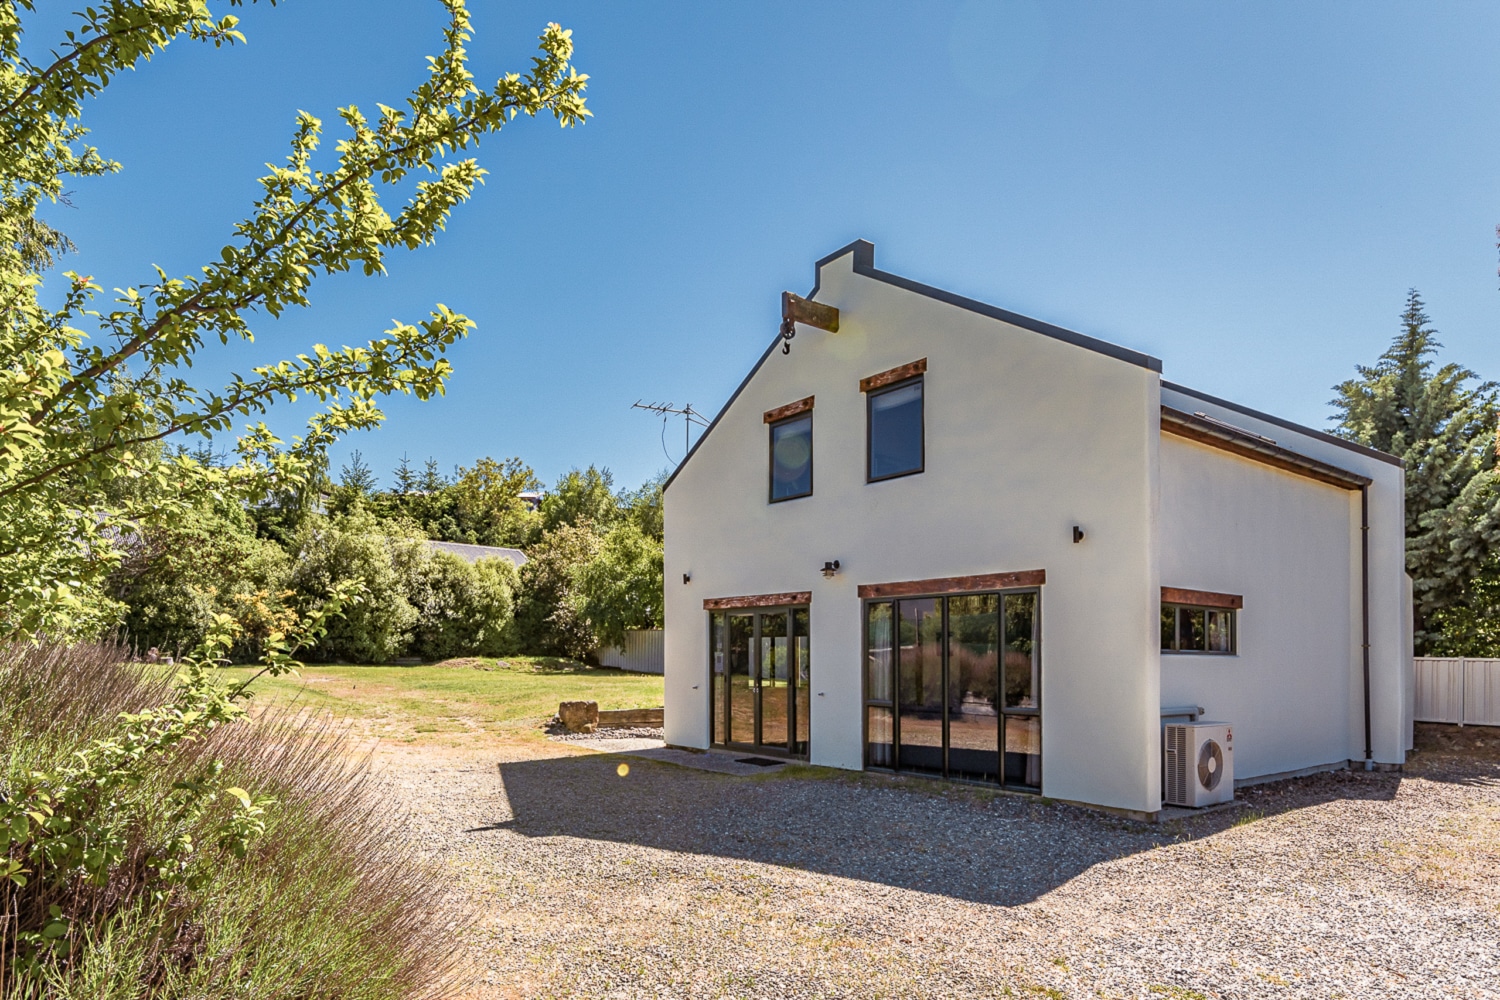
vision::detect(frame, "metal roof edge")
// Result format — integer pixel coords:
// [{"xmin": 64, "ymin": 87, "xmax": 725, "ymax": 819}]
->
[
  {"xmin": 850, "ymin": 254, "xmax": 1163, "ymax": 374},
  {"xmin": 1161, "ymin": 380, "xmax": 1404, "ymax": 469},
  {"xmin": 1161, "ymin": 406, "xmax": 1373, "ymax": 490}
]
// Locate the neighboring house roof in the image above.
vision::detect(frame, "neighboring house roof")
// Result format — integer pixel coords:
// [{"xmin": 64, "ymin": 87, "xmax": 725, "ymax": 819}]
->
[
  {"xmin": 664, "ymin": 238, "xmax": 1401, "ymax": 492},
  {"xmin": 425, "ymin": 540, "xmax": 528, "ymax": 566}
]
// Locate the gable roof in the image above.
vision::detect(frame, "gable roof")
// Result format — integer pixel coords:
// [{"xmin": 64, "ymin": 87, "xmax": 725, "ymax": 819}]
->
[{"xmin": 664, "ymin": 239, "xmax": 1163, "ymax": 492}]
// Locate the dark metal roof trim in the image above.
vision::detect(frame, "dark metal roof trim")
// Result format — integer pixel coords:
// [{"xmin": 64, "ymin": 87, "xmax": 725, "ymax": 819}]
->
[
  {"xmin": 1162, "ymin": 380, "xmax": 1403, "ymax": 469},
  {"xmin": 851, "ymin": 256, "xmax": 1164, "ymax": 374},
  {"xmin": 1161, "ymin": 406, "xmax": 1373, "ymax": 490}
]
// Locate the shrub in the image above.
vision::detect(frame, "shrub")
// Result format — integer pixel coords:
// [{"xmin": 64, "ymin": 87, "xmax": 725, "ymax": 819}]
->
[
  {"xmin": 288, "ymin": 510, "xmax": 420, "ymax": 664},
  {"xmin": 0, "ymin": 640, "xmax": 469, "ymax": 998},
  {"xmin": 405, "ymin": 552, "xmax": 518, "ymax": 661}
]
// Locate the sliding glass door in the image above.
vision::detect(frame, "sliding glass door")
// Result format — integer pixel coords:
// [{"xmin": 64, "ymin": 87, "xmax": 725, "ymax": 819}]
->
[
  {"xmin": 864, "ymin": 589, "xmax": 1039, "ymax": 790},
  {"xmin": 709, "ymin": 606, "xmax": 810, "ymax": 757}
]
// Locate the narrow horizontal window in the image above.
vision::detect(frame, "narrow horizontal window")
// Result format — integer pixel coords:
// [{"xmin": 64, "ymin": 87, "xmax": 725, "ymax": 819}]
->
[
  {"xmin": 769, "ymin": 413, "xmax": 813, "ymax": 501},
  {"xmin": 1161, "ymin": 602, "xmax": 1236, "ymax": 654}
]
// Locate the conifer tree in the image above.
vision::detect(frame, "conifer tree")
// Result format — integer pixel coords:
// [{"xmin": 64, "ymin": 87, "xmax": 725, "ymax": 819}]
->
[{"xmin": 1331, "ymin": 290, "xmax": 1500, "ymax": 652}]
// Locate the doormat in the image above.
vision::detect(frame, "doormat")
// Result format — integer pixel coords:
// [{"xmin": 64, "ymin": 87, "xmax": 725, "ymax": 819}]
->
[{"xmin": 734, "ymin": 757, "xmax": 787, "ymax": 768}]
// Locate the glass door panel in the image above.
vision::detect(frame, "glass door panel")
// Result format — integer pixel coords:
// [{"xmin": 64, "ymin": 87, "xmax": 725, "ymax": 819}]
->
[
  {"xmin": 727, "ymin": 614, "xmax": 755, "ymax": 745},
  {"xmin": 1004, "ymin": 715, "xmax": 1041, "ymax": 788},
  {"xmin": 710, "ymin": 613, "xmax": 727, "ymax": 746},
  {"xmin": 946, "ymin": 594, "xmax": 1000, "ymax": 781},
  {"xmin": 793, "ymin": 609, "xmax": 811, "ymax": 754},
  {"xmin": 759, "ymin": 612, "xmax": 789, "ymax": 748},
  {"xmin": 1003, "ymin": 593, "xmax": 1038, "ymax": 710},
  {"xmin": 896, "ymin": 598, "xmax": 944, "ymax": 774},
  {"xmin": 865, "ymin": 602, "xmax": 894, "ymax": 766}
]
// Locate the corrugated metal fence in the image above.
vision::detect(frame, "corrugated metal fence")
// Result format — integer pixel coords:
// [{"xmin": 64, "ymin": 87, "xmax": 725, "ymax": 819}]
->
[
  {"xmin": 1414, "ymin": 657, "xmax": 1500, "ymax": 726},
  {"xmin": 599, "ymin": 629, "xmax": 664, "ymax": 674}
]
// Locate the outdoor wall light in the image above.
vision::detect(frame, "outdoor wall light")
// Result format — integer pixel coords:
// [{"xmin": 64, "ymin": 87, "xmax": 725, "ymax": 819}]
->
[
  {"xmin": 682, "ymin": 572, "xmax": 691, "ymax": 584},
  {"xmin": 1072, "ymin": 525, "xmax": 1085, "ymax": 544},
  {"xmin": 821, "ymin": 559, "xmax": 841, "ymax": 578}
]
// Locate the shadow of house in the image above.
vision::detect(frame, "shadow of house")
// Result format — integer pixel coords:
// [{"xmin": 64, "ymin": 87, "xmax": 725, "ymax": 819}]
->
[{"xmin": 483, "ymin": 751, "xmax": 1407, "ymax": 907}]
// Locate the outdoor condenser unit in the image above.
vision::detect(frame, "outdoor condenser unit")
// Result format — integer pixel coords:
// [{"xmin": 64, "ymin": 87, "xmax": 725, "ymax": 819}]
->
[{"xmin": 1164, "ymin": 722, "xmax": 1234, "ymax": 807}]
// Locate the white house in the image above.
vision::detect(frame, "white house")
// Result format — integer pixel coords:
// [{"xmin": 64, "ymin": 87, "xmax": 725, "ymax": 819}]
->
[{"xmin": 662, "ymin": 240, "xmax": 1412, "ymax": 819}]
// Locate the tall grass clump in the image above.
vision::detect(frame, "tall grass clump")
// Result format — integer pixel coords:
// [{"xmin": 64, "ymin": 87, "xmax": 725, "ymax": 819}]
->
[{"xmin": 0, "ymin": 636, "xmax": 470, "ymax": 999}]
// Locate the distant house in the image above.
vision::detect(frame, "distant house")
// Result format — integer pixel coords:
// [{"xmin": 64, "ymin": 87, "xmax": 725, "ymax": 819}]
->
[
  {"xmin": 662, "ymin": 239, "xmax": 1411, "ymax": 820},
  {"xmin": 424, "ymin": 540, "xmax": 528, "ymax": 568},
  {"xmin": 518, "ymin": 490, "xmax": 543, "ymax": 512}
]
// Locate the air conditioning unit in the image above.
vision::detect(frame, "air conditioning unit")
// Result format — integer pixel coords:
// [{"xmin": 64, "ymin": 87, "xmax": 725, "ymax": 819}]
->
[{"xmin": 1164, "ymin": 721, "xmax": 1234, "ymax": 807}]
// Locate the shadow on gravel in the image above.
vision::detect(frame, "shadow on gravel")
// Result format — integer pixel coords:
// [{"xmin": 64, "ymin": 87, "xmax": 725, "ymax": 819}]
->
[
  {"xmin": 1405, "ymin": 722, "xmax": 1500, "ymax": 787},
  {"xmin": 480, "ymin": 744, "xmax": 1437, "ymax": 906}
]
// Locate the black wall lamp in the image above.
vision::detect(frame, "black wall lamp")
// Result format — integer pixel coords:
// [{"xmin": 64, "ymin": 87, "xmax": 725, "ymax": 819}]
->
[
  {"xmin": 682, "ymin": 572, "xmax": 691, "ymax": 584},
  {"xmin": 1072, "ymin": 525, "xmax": 1085, "ymax": 544},
  {"xmin": 821, "ymin": 559, "xmax": 841, "ymax": 578}
]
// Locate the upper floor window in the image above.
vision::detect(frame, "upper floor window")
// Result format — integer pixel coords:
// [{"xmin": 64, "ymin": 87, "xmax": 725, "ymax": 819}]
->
[
  {"xmin": 769, "ymin": 409, "xmax": 813, "ymax": 502},
  {"xmin": 867, "ymin": 377, "xmax": 924, "ymax": 480}
]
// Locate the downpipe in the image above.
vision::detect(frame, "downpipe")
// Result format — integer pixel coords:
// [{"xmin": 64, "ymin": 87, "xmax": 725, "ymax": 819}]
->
[{"xmin": 1362, "ymin": 484, "xmax": 1373, "ymax": 771}]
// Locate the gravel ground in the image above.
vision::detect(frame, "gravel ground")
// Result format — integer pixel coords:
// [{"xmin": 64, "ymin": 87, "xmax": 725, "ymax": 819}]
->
[{"xmin": 376, "ymin": 724, "xmax": 1499, "ymax": 999}]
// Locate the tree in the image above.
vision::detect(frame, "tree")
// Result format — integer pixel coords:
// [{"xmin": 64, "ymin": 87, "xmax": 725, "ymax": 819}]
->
[
  {"xmin": 541, "ymin": 465, "xmax": 619, "ymax": 533},
  {"xmin": 1331, "ymin": 290, "xmax": 1500, "ymax": 652},
  {"xmin": 288, "ymin": 509, "xmax": 421, "ymax": 663},
  {"xmin": 0, "ymin": 1, "xmax": 590, "ymax": 640},
  {"xmin": 451, "ymin": 455, "xmax": 542, "ymax": 546},
  {"xmin": 571, "ymin": 522, "xmax": 664, "ymax": 649},
  {"xmin": 620, "ymin": 470, "xmax": 666, "ymax": 542},
  {"xmin": 109, "ymin": 491, "xmax": 292, "ymax": 658},
  {"xmin": 405, "ymin": 550, "xmax": 518, "ymax": 660},
  {"xmin": 327, "ymin": 448, "xmax": 378, "ymax": 515},
  {"xmin": 511, "ymin": 522, "xmax": 603, "ymax": 657}
]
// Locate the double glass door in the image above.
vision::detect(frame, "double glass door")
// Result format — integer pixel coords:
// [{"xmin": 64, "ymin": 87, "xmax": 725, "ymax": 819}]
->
[
  {"xmin": 864, "ymin": 591, "xmax": 1040, "ymax": 789},
  {"xmin": 710, "ymin": 607, "xmax": 810, "ymax": 756}
]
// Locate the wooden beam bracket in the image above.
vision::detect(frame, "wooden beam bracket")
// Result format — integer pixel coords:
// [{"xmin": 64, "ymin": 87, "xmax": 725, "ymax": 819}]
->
[{"xmin": 781, "ymin": 292, "xmax": 840, "ymax": 333}]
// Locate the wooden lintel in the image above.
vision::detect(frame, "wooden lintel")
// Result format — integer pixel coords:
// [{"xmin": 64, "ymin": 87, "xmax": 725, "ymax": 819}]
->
[
  {"xmin": 782, "ymin": 291, "xmax": 840, "ymax": 333},
  {"xmin": 857, "ymin": 569, "xmax": 1045, "ymax": 600},
  {"xmin": 704, "ymin": 591, "xmax": 813, "ymax": 610},
  {"xmin": 764, "ymin": 396, "xmax": 814, "ymax": 424},
  {"xmin": 1162, "ymin": 587, "xmax": 1243, "ymax": 610},
  {"xmin": 860, "ymin": 358, "xmax": 927, "ymax": 393}
]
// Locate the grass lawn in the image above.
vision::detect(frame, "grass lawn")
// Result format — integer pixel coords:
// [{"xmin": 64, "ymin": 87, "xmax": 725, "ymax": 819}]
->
[{"xmin": 219, "ymin": 656, "xmax": 664, "ymax": 745}]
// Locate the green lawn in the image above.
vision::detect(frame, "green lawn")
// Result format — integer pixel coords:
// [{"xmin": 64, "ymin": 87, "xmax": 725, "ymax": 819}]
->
[{"xmin": 219, "ymin": 656, "xmax": 664, "ymax": 743}]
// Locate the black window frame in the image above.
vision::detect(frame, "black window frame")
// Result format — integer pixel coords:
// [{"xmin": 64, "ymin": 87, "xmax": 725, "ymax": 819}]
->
[
  {"xmin": 860, "ymin": 586, "xmax": 1041, "ymax": 792},
  {"xmin": 768, "ymin": 411, "xmax": 814, "ymax": 503},
  {"xmin": 865, "ymin": 375, "xmax": 925, "ymax": 483},
  {"xmin": 707, "ymin": 604, "xmax": 811, "ymax": 759},
  {"xmin": 1160, "ymin": 602, "xmax": 1237, "ymax": 655}
]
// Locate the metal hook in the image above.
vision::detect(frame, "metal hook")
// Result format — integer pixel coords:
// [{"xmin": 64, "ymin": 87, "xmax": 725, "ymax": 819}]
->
[{"xmin": 780, "ymin": 316, "xmax": 795, "ymax": 355}]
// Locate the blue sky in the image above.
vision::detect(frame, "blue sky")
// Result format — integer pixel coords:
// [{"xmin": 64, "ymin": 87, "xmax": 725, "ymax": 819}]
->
[{"xmin": 30, "ymin": 1, "xmax": 1500, "ymax": 491}]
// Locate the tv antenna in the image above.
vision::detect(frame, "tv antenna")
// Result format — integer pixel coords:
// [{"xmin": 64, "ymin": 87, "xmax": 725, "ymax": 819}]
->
[{"xmin": 632, "ymin": 400, "xmax": 710, "ymax": 464}]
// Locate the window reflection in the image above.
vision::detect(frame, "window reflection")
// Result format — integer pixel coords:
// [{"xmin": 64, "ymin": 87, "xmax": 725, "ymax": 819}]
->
[
  {"xmin": 770, "ymin": 414, "xmax": 813, "ymax": 501},
  {"xmin": 868, "ymin": 379, "xmax": 923, "ymax": 480}
]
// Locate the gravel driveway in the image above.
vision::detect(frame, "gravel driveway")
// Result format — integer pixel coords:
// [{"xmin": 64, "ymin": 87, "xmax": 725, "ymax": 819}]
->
[{"xmin": 379, "ymin": 724, "xmax": 1499, "ymax": 999}]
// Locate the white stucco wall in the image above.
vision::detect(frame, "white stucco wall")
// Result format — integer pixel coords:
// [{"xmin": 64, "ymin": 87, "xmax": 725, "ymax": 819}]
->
[
  {"xmin": 665, "ymin": 246, "xmax": 1163, "ymax": 813},
  {"xmin": 1160, "ymin": 384, "xmax": 1409, "ymax": 765},
  {"xmin": 1158, "ymin": 435, "xmax": 1356, "ymax": 780}
]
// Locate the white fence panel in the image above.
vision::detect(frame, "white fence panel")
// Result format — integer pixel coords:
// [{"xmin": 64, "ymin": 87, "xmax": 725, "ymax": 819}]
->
[
  {"xmin": 1414, "ymin": 657, "xmax": 1500, "ymax": 726},
  {"xmin": 599, "ymin": 629, "xmax": 664, "ymax": 674},
  {"xmin": 1465, "ymin": 659, "xmax": 1500, "ymax": 726},
  {"xmin": 1415, "ymin": 658, "xmax": 1466, "ymax": 724}
]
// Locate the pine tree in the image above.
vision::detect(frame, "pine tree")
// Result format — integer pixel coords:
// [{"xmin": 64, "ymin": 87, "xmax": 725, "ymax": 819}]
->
[
  {"xmin": 1331, "ymin": 290, "xmax": 1500, "ymax": 652},
  {"xmin": 339, "ymin": 450, "xmax": 378, "ymax": 495},
  {"xmin": 393, "ymin": 454, "xmax": 417, "ymax": 495}
]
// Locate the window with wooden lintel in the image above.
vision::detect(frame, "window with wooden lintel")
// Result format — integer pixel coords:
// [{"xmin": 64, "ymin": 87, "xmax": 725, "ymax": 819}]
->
[
  {"xmin": 1160, "ymin": 587, "xmax": 1241, "ymax": 655},
  {"xmin": 863, "ymin": 359, "xmax": 925, "ymax": 482}
]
